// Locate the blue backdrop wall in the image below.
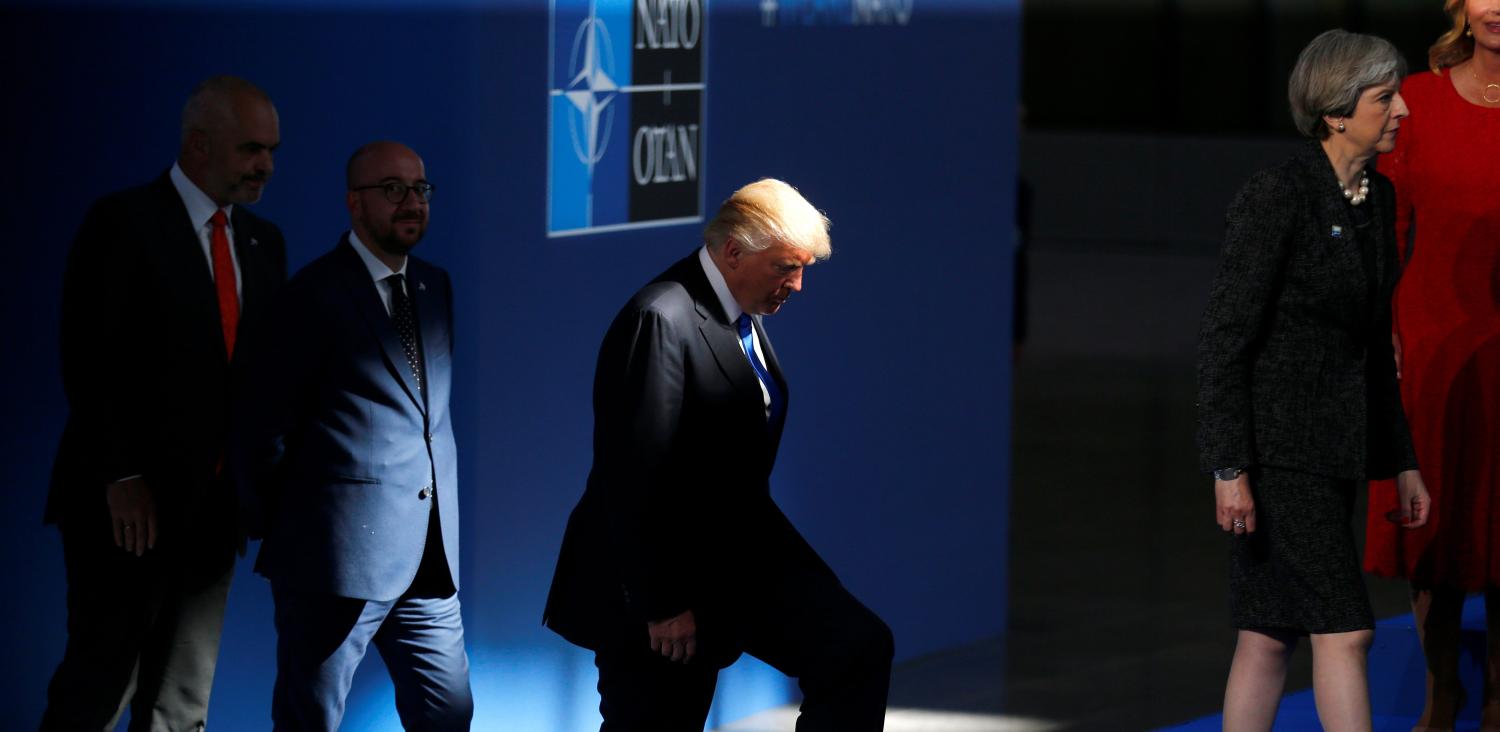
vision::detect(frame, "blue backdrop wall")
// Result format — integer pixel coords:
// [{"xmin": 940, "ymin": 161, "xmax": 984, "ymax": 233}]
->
[{"xmin": 2, "ymin": 0, "xmax": 1019, "ymax": 728}]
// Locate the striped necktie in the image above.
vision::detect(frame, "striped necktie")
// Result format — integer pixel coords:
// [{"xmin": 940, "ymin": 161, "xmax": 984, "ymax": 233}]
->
[{"xmin": 736, "ymin": 313, "xmax": 783, "ymax": 423}]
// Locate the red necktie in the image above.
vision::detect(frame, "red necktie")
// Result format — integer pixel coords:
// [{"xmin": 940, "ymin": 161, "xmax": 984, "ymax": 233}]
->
[{"xmin": 209, "ymin": 209, "xmax": 240, "ymax": 358}]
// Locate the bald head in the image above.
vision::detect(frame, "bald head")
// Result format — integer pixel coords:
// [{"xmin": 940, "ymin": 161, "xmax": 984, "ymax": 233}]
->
[
  {"xmin": 346, "ymin": 141, "xmax": 422, "ymax": 190},
  {"xmin": 177, "ymin": 76, "xmax": 279, "ymax": 206},
  {"xmin": 180, "ymin": 76, "xmax": 272, "ymax": 146},
  {"xmin": 345, "ymin": 141, "xmax": 430, "ymax": 267}
]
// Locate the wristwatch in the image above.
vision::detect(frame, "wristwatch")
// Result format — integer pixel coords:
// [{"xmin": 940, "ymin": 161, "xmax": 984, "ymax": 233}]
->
[{"xmin": 1213, "ymin": 467, "xmax": 1245, "ymax": 481}]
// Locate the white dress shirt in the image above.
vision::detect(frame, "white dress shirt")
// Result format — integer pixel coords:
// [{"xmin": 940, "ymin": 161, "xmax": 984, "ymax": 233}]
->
[
  {"xmin": 168, "ymin": 162, "xmax": 242, "ymax": 304},
  {"xmin": 112, "ymin": 165, "xmax": 246, "ymax": 485},
  {"xmin": 698, "ymin": 245, "xmax": 773, "ymax": 418},
  {"xmin": 349, "ymin": 231, "xmax": 410, "ymax": 315}
]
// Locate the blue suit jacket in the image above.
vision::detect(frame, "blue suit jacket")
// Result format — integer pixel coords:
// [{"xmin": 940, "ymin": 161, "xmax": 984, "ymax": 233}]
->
[{"xmin": 235, "ymin": 236, "xmax": 459, "ymax": 601}]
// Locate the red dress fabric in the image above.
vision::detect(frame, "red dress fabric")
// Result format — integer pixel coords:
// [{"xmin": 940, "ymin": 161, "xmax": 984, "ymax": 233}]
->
[{"xmin": 1364, "ymin": 70, "xmax": 1500, "ymax": 590}]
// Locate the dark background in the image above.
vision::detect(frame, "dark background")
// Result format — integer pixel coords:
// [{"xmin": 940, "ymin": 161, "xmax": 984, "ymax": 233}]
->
[{"xmin": 1023, "ymin": 0, "xmax": 1447, "ymax": 134}]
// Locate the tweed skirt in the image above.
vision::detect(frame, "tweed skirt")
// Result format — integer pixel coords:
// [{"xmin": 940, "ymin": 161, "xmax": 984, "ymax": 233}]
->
[{"xmin": 1229, "ymin": 466, "xmax": 1374, "ymax": 634}]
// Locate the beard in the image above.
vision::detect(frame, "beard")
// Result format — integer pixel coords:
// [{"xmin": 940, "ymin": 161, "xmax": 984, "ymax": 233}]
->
[
  {"xmin": 366, "ymin": 212, "xmax": 426, "ymax": 256},
  {"xmin": 225, "ymin": 174, "xmax": 268, "ymax": 205}
]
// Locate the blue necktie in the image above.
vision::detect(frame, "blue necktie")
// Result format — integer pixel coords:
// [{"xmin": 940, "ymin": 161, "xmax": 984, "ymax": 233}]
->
[{"xmin": 736, "ymin": 314, "xmax": 784, "ymax": 423}]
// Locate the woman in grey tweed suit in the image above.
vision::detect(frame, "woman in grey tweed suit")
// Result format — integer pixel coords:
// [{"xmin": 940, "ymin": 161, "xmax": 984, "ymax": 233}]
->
[{"xmin": 1197, "ymin": 30, "xmax": 1433, "ymax": 731}]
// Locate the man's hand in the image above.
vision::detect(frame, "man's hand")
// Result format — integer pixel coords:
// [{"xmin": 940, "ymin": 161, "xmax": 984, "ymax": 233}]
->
[
  {"xmin": 1391, "ymin": 469, "xmax": 1432, "ymax": 528},
  {"xmin": 105, "ymin": 477, "xmax": 157, "ymax": 556},
  {"xmin": 647, "ymin": 609, "xmax": 697, "ymax": 664},
  {"xmin": 1215, "ymin": 473, "xmax": 1256, "ymax": 535}
]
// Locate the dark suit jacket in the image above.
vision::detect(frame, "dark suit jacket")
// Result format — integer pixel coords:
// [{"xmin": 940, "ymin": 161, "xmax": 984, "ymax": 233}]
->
[
  {"xmin": 235, "ymin": 237, "xmax": 459, "ymax": 602},
  {"xmin": 49, "ymin": 171, "xmax": 286, "ymax": 566},
  {"xmin": 544, "ymin": 252, "xmax": 835, "ymax": 655},
  {"xmin": 1197, "ymin": 141, "xmax": 1417, "ymax": 480}
]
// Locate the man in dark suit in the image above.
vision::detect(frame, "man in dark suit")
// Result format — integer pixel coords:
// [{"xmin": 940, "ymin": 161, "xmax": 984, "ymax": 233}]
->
[
  {"xmin": 544, "ymin": 179, "xmax": 894, "ymax": 731},
  {"xmin": 42, "ymin": 76, "xmax": 286, "ymax": 731},
  {"xmin": 235, "ymin": 141, "xmax": 471, "ymax": 731}
]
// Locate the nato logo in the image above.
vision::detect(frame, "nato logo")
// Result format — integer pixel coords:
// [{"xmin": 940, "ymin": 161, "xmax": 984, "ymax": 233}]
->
[{"xmin": 549, "ymin": 0, "xmax": 706, "ymax": 237}]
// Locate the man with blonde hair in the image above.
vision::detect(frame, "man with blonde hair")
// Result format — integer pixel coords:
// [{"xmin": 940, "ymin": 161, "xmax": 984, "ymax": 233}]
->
[{"xmin": 545, "ymin": 179, "xmax": 893, "ymax": 730}]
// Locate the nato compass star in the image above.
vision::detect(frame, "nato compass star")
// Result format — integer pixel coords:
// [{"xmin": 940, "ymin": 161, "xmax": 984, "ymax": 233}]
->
[{"xmin": 565, "ymin": 6, "xmax": 618, "ymax": 171}]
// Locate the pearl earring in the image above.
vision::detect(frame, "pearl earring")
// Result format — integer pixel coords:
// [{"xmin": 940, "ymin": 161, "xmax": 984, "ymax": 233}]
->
[{"xmin": 1337, "ymin": 120, "xmax": 1346, "ymax": 133}]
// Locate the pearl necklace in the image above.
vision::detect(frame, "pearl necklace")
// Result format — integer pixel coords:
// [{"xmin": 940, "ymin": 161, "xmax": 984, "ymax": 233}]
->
[{"xmin": 1341, "ymin": 171, "xmax": 1370, "ymax": 206}]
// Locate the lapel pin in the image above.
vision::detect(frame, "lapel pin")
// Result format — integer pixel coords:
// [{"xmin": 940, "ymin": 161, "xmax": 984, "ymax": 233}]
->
[
  {"xmin": 417, "ymin": 281, "xmax": 426, "ymax": 292},
  {"xmin": 1330, "ymin": 225, "xmax": 1343, "ymax": 238},
  {"xmin": 250, "ymin": 237, "xmax": 259, "ymax": 247}
]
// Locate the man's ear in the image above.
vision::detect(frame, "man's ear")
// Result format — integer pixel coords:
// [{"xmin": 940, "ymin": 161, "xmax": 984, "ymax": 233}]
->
[
  {"xmin": 186, "ymin": 128, "xmax": 210, "ymax": 158},
  {"xmin": 721, "ymin": 237, "xmax": 743, "ymax": 268}
]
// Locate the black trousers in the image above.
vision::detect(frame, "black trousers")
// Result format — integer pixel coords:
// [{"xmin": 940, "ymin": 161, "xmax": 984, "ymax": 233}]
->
[
  {"xmin": 593, "ymin": 570, "xmax": 894, "ymax": 732},
  {"xmin": 40, "ymin": 504, "xmax": 235, "ymax": 732}
]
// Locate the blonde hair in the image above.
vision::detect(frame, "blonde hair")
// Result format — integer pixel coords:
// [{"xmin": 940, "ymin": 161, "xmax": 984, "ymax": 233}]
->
[
  {"xmin": 1429, "ymin": 0, "xmax": 1475, "ymax": 73},
  {"xmin": 703, "ymin": 178, "xmax": 831, "ymax": 260}
]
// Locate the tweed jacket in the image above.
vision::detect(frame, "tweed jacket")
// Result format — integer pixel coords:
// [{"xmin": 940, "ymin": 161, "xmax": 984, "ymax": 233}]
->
[{"xmin": 1196, "ymin": 140, "xmax": 1417, "ymax": 481}]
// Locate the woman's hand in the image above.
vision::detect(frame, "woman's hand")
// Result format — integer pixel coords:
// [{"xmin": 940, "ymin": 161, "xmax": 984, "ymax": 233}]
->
[
  {"xmin": 1216, "ymin": 474, "xmax": 1255, "ymax": 535},
  {"xmin": 1391, "ymin": 469, "xmax": 1431, "ymax": 528}
]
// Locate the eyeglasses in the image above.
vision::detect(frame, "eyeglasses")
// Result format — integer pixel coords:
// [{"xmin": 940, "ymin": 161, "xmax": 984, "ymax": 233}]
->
[{"xmin": 351, "ymin": 180, "xmax": 436, "ymax": 204}]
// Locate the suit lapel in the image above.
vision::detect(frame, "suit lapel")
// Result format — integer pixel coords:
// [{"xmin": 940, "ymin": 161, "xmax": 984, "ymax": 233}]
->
[
  {"xmin": 1300, "ymin": 144, "xmax": 1357, "ymax": 244},
  {"xmin": 333, "ymin": 237, "xmax": 427, "ymax": 415},
  {"xmin": 1298, "ymin": 144, "xmax": 1370, "ymax": 321},
  {"xmin": 152, "ymin": 174, "xmax": 230, "ymax": 364},
  {"xmin": 230, "ymin": 206, "xmax": 267, "ymax": 322},
  {"xmin": 677, "ymin": 255, "xmax": 769, "ymax": 421},
  {"xmin": 698, "ymin": 306, "xmax": 765, "ymax": 413}
]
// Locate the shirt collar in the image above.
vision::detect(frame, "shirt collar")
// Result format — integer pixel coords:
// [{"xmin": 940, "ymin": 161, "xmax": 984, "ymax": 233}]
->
[
  {"xmin": 169, "ymin": 161, "xmax": 232, "ymax": 230},
  {"xmin": 697, "ymin": 245, "xmax": 743, "ymax": 324},
  {"xmin": 349, "ymin": 230, "xmax": 408, "ymax": 284}
]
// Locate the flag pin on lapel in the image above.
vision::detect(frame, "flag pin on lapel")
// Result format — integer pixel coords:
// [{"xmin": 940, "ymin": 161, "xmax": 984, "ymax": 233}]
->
[{"xmin": 1331, "ymin": 225, "xmax": 1343, "ymax": 238}]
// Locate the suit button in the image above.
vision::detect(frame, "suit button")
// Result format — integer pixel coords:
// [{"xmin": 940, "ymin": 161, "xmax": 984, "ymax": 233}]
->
[{"xmin": 419, "ymin": 486, "xmax": 433, "ymax": 500}]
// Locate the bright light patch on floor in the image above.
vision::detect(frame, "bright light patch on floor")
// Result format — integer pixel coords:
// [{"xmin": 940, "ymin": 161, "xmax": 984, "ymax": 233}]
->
[{"xmin": 715, "ymin": 706, "xmax": 1062, "ymax": 732}]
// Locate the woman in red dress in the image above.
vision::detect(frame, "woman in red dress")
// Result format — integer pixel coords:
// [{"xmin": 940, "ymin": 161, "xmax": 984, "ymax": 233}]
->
[{"xmin": 1364, "ymin": 1, "xmax": 1500, "ymax": 729}]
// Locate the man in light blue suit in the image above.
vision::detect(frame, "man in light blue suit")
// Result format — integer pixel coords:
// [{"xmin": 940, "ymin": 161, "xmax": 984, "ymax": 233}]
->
[{"xmin": 235, "ymin": 141, "xmax": 471, "ymax": 731}]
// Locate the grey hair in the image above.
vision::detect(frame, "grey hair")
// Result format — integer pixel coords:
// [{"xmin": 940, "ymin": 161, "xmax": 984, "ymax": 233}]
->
[
  {"xmin": 1288, "ymin": 29, "xmax": 1407, "ymax": 139},
  {"xmin": 180, "ymin": 76, "xmax": 273, "ymax": 146},
  {"xmin": 702, "ymin": 178, "xmax": 832, "ymax": 260}
]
